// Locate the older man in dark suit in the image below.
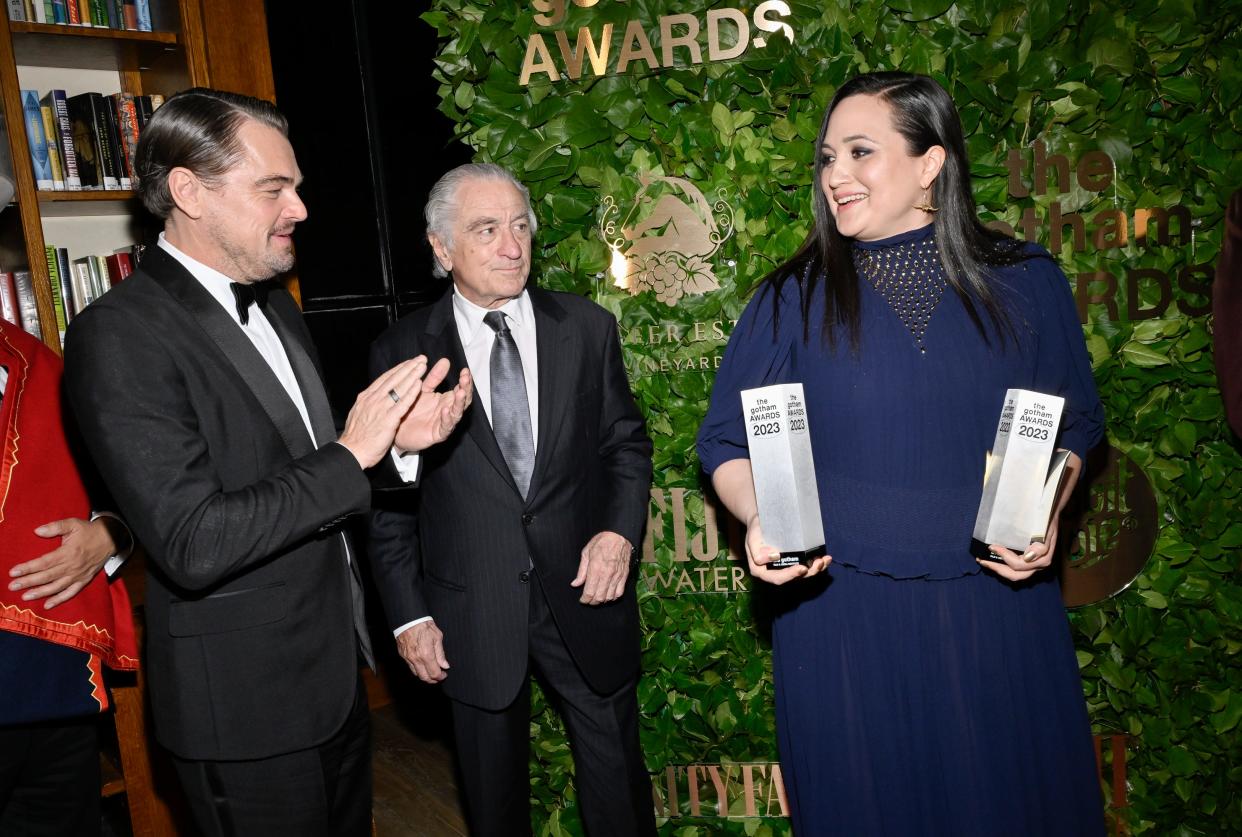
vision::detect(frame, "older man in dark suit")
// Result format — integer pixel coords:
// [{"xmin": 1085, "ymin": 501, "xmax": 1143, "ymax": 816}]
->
[
  {"xmin": 368, "ymin": 163, "xmax": 655, "ymax": 836},
  {"xmin": 63, "ymin": 88, "xmax": 470, "ymax": 836}
]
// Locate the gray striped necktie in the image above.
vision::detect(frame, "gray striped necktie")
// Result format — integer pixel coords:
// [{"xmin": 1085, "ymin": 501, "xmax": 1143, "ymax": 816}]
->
[{"xmin": 484, "ymin": 310, "xmax": 534, "ymax": 498}]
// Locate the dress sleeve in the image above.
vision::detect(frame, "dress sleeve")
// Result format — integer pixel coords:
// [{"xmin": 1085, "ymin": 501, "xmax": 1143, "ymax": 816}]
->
[
  {"xmin": 1027, "ymin": 255, "xmax": 1105, "ymax": 461},
  {"xmin": 696, "ymin": 279, "xmax": 800, "ymax": 474}
]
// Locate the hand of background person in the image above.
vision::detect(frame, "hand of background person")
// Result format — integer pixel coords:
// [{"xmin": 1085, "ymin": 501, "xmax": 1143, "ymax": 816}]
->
[
  {"xmin": 396, "ymin": 620, "xmax": 450, "ymax": 684},
  {"xmin": 394, "ymin": 360, "xmax": 473, "ymax": 454},
  {"xmin": 571, "ymin": 531, "xmax": 633, "ymax": 604},
  {"xmin": 744, "ymin": 514, "xmax": 831, "ymax": 586},
  {"xmin": 8, "ymin": 517, "xmax": 115, "ymax": 609},
  {"xmin": 338, "ymin": 356, "xmax": 433, "ymax": 469},
  {"xmin": 979, "ymin": 518, "xmax": 1060, "ymax": 583}
]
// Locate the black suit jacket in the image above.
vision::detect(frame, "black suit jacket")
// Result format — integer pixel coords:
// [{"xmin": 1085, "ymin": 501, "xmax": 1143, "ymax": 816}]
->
[
  {"xmin": 368, "ymin": 287, "xmax": 652, "ymax": 710},
  {"xmin": 63, "ymin": 246, "xmax": 371, "ymax": 761}
]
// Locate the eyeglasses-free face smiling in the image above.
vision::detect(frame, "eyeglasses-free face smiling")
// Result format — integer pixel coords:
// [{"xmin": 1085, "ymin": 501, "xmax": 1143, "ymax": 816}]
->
[{"xmin": 820, "ymin": 94, "xmax": 944, "ymax": 242}]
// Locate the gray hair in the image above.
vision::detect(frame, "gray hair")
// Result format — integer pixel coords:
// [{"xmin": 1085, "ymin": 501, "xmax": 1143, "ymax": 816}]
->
[{"xmin": 424, "ymin": 163, "xmax": 538, "ymax": 278}]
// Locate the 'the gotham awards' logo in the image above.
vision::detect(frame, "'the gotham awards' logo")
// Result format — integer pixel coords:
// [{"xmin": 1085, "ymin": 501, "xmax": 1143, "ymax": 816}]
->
[{"xmin": 601, "ymin": 173, "xmax": 734, "ymax": 306}]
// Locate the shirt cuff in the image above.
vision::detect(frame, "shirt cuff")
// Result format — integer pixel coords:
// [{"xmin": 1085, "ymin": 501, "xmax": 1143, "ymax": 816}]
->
[
  {"xmin": 390, "ymin": 447, "xmax": 422, "ymax": 484},
  {"xmin": 90, "ymin": 511, "xmax": 133, "ymax": 578},
  {"xmin": 393, "ymin": 616, "xmax": 432, "ymax": 637}
]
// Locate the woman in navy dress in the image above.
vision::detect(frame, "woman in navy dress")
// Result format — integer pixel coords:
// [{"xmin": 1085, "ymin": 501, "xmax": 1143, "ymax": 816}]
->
[{"xmin": 697, "ymin": 72, "xmax": 1106, "ymax": 835}]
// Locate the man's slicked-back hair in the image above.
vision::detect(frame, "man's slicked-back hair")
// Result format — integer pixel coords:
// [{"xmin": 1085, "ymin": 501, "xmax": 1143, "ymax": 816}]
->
[
  {"xmin": 135, "ymin": 87, "xmax": 289, "ymax": 219},
  {"xmin": 425, "ymin": 163, "xmax": 538, "ymax": 278}
]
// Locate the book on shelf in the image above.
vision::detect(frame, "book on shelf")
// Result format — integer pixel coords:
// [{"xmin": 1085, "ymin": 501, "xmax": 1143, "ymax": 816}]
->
[
  {"xmin": 111, "ymin": 93, "xmax": 140, "ymax": 186},
  {"xmin": 104, "ymin": 251, "xmax": 132, "ymax": 284},
  {"xmin": 99, "ymin": 93, "xmax": 129, "ymax": 189},
  {"xmin": 12, "ymin": 272, "xmax": 41, "ymax": 340},
  {"xmin": 120, "ymin": 0, "xmax": 135, "ymax": 29},
  {"xmin": 54, "ymin": 247, "xmax": 74, "ymax": 317},
  {"xmin": 45, "ymin": 90, "xmax": 81, "ymax": 190},
  {"xmin": 44, "ymin": 246, "xmax": 69, "ymax": 343},
  {"xmin": 75, "ymin": 0, "xmax": 91, "ymax": 26},
  {"xmin": 6, "ymin": 0, "xmax": 25, "ymax": 22},
  {"xmin": 66, "ymin": 93, "xmax": 119, "ymax": 189},
  {"xmin": 134, "ymin": 0, "xmax": 148, "ymax": 30},
  {"xmin": 0, "ymin": 272, "xmax": 18, "ymax": 327},
  {"xmin": 20, "ymin": 90, "xmax": 54, "ymax": 191},
  {"xmin": 88, "ymin": 0, "xmax": 106, "ymax": 26},
  {"xmin": 51, "ymin": 0, "xmax": 67, "ymax": 24},
  {"xmin": 31, "ymin": 0, "xmax": 48, "ymax": 24},
  {"xmin": 65, "ymin": 0, "xmax": 79, "ymax": 24},
  {"xmin": 39, "ymin": 104, "xmax": 66, "ymax": 191}
]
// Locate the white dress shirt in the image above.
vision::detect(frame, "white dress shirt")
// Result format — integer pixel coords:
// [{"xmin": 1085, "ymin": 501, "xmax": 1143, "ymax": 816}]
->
[{"xmin": 392, "ymin": 286, "xmax": 539, "ymax": 638}]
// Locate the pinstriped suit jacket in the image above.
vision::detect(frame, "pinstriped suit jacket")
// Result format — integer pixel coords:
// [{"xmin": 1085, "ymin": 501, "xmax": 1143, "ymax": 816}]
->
[{"xmin": 368, "ymin": 286, "xmax": 652, "ymax": 710}]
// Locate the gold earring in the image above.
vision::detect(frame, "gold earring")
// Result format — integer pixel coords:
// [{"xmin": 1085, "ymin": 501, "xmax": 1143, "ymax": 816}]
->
[{"xmin": 913, "ymin": 189, "xmax": 939, "ymax": 213}]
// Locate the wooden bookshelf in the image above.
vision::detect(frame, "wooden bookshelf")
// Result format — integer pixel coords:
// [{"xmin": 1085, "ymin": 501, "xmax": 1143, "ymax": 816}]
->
[{"xmin": 0, "ymin": 0, "xmax": 277, "ymax": 353}]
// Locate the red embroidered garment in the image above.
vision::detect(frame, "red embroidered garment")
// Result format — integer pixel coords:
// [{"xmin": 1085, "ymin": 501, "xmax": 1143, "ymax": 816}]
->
[{"xmin": 0, "ymin": 320, "xmax": 138, "ymax": 671}]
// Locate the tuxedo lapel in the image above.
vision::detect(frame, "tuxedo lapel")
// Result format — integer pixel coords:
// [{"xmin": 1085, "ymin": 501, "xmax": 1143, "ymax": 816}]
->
[
  {"xmin": 527, "ymin": 289, "xmax": 572, "ymax": 500},
  {"xmin": 265, "ymin": 296, "xmax": 336, "ymax": 447},
  {"xmin": 424, "ymin": 293, "xmax": 518, "ymax": 494},
  {"xmin": 144, "ymin": 247, "xmax": 315, "ymax": 460}
]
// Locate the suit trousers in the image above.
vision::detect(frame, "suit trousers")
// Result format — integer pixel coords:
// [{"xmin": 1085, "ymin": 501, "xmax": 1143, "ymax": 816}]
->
[
  {"xmin": 172, "ymin": 674, "xmax": 371, "ymax": 837},
  {"xmin": 450, "ymin": 570, "xmax": 656, "ymax": 837},
  {"xmin": 0, "ymin": 716, "xmax": 100, "ymax": 837}
]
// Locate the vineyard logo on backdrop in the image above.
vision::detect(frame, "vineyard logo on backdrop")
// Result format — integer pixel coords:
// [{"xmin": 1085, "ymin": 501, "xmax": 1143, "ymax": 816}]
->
[
  {"xmin": 643, "ymin": 487, "xmax": 748, "ymax": 595},
  {"xmin": 601, "ymin": 173, "xmax": 734, "ymax": 304},
  {"xmin": 521, "ymin": 0, "xmax": 795, "ymax": 85},
  {"xmin": 994, "ymin": 143, "xmax": 1211, "ymax": 322}
]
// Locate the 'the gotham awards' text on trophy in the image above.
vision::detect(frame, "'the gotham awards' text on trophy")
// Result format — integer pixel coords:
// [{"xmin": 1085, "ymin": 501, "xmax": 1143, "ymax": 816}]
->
[
  {"xmin": 741, "ymin": 383, "xmax": 826, "ymax": 569},
  {"xmin": 973, "ymin": 389, "xmax": 1071, "ymax": 552}
]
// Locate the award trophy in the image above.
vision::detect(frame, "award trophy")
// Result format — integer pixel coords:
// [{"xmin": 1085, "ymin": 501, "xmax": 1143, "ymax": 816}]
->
[
  {"xmin": 741, "ymin": 383, "xmax": 826, "ymax": 569},
  {"xmin": 973, "ymin": 388, "xmax": 1070, "ymax": 552}
]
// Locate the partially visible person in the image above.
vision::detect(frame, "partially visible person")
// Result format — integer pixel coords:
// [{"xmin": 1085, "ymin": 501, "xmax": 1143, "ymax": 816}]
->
[
  {"xmin": 1214, "ymin": 188, "xmax": 1242, "ymax": 436},
  {"xmin": 63, "ymin": 88, "xmax": 470, "ymax": 836},
  {"xmin": 698, "ymin": 72, "xmax": 1105, "ymax": 835},
  {"xmin": 1, "ymin": 316, "xmax": 138, "ymax": 836}
]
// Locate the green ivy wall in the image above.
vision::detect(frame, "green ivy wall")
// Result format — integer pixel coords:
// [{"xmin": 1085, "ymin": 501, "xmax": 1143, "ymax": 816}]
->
[{"xmin": 422, "ymin": 2, "xmax": 1242, "ymax": 833}]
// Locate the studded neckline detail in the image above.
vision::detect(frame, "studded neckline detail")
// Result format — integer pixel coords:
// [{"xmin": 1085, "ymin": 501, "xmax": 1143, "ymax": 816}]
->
[{"xmin": 854, "ymin": 232, "xmax": 947, "ymax": 352}]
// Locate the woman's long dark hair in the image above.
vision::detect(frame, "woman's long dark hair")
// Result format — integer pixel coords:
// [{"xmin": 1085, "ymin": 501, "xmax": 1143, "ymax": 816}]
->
[{"xmin": 766, "ymin": 72, "xmax": 1028, "ymax": 349}]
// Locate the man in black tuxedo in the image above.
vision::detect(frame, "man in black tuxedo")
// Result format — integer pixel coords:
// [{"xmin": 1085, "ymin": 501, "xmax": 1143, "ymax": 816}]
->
[
  {"xmin": 368, "ymin": 163, "xmax": 656, "ymax": 836},
  {"xmin": 63, "ymin": 88, "xmax": 471, "ymax": 836}
]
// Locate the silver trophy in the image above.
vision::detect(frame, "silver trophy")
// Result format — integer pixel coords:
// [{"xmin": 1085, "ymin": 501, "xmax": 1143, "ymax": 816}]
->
[
  {"xmin": 741, "ymin": 383, "xmax": 826, "ymax": 568},
  {"xmin": 974, "ymin": 388, "xmax": 1070, "ymax": 552}
]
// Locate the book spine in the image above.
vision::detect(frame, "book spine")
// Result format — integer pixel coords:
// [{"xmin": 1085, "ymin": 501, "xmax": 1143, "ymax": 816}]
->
[
  {"xmin": 112, "ymin": 93, "xmax": 140, "ymax": 185},
  {"xmin": 99, "ymin": 93, "xmax": 128, "ymax": 189},
  {"xmin": 6, "ymin": 0, "xmax": 26, "ymax": 22},
  {"xmin": 120, "ymin": 0, "xmax": 134, "ymax": 29},
  {"xmin": 12, "ymin": 271, "xmax": 42, "ymax": 340},
  {"xmin": 65, "ymin": 0, "xmax": 79, "ymax": 24},
  {"xmin": 89, "ymin": 0, "xmax": 105, "ymax": 26},
  {"xmin": 39, "ymin": 104, "xmax": 66, "ymax": 190},
  {"xmin": 133, "ymin": 0, "xmax": 147, "ymax": 30},
  {"xmin": 85, "ymin": 93, "xmax": 120, "ymax": 189},
  {"xmin": 21, "ymin": 89, "xmax": 53, "ymax": 191},
  {"xmin": 106, "ymin": 251, "xmax": 133, "ymax": 284},
  {"xmin": 41, "ymin": 0, "xmax": 53, "ymax": 23},
  {"xmin": 0, "ymin": 272, "xmax": 18, "ymax": 326},
  {"xmin": 76, "ymin": 0, "xmax": 90, "ymax": 25},
  {"xmin": 71, "ymin": 258, "xmax": 94, "ymax": 308},
  {"xmin": 65, "ymin": 94, "xmax": 101, "ymax": 188},
  {"xmin": 32, "ymin": 0, "xmax": 47, "ymax": 23},
  {"xmin": 44, "ymin": 246, "xmax": 68, "ymax": 341},
  {"xmin": 55, "ymin": 247, "xmax": 74, "ymax": 315},
  {"xmin": 51, "ymin": 0, "xmax": 66, "ymax": 23},
  {"xmin": 49, "ymin": 90, "xmax": 80, "ymax": 189}
]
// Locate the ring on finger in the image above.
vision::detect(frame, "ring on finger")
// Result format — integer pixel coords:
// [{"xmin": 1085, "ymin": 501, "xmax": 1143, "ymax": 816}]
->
[{"xmin": 388, "ymin": 389, "xmax": 401, "ymax": 404}]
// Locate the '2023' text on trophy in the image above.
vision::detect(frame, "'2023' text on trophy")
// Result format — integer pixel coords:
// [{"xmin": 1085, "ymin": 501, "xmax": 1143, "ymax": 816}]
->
[
  {"xmin": 973, "ymin": 388, "xmax": 1071, "ymax": 553},
  {"xmin": 741, "ymin": 383, "xmax": 826, "ymax": 569}
]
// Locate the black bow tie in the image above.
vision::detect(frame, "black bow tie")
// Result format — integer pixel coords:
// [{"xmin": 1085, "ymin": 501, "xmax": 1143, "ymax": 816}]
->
[{"xmin": 230, "ymin": 281, "xmax": 271, "ymax": 326}]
